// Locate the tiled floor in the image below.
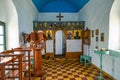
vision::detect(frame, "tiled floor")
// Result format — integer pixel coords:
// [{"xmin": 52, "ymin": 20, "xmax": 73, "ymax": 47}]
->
[{"xmin": 25, "ymin": 58, "xmax": 114, "ymax": 80}]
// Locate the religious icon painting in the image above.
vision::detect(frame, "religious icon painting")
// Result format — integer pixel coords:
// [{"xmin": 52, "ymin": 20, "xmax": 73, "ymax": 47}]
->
[
  {"xmin": 39, "ymin": 23, "xmax": 43, "ymax": 30},
  {"xmin": 35, "ymin": 22, "xmax": 38, "ymax": 28},
  {"xmin": 95, "ymin": 29, "xmax": 99, "ymax": 35},
  {"xmin": 74, "ymin": 30, "xmax": 81, "ymax": 39},
  {"xmin": 67, "ymin": 22, "xmax": 71, "ymax": 29},
  {"xmin": 71, "ymin": 22, "xmax": 75, "ymax": 29},
  {"xmin": 43, "ymin": 22, "xmax": 47, "ymax": 29},
  {"xmin": 101, "ymin": 33, "xmax": 104, "ymax": 41},
  {"xmin": 92, "ymin": 30, "xmax": 94, "ymax": 37},
  {"xmin": 67, "ymin": 30, "xmax": 73, "ymax": 39},
  {"xmin": 46, "ymin": 30, "xmax": 52, "ymax": 40},
  {"xmin": 84, "ymin": 30, "xmax": 89, "ymax": 39}
]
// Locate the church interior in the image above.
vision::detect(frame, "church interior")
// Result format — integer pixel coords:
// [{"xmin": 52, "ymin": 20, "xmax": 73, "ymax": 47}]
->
[{"xmin": 0, "ymin": 0, "xmax": 120, "ymax": 80}]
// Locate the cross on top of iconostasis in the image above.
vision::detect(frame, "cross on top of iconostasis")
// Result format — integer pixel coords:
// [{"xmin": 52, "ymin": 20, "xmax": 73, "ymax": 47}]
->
[{"xmin": 56, "ymin": 13, "xmax": 64, "ymax": 22}]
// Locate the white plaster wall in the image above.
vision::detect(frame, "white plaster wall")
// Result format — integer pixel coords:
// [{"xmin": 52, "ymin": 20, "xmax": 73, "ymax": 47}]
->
[
  {"xmin": 13, "ymin": 0, "xmax": 38, "ymax": 33},
  {"xmin": 78, "ymin": 0, "xmax": 119, "ymax": 79},
  {"xmin": 38, "ymin": 13, "xmax": 78, "ymax": 21},
  {"xmin": 0, "ymin": 0, "xmax": 19, "ymax": 49},
  {"xmin": 0, "ymin": 0, "xmax": 38, "ymax": 48},
  {"xmin": 5, "ymin": 0, "xmax": 19, "ymax": 49},
  {"xmin": 67, "ymin": 40, "xmax": 82, "ymax": 52},
  {"xmin": 109, "ymin": 0, "xmax": 120, "ymax": 79},
  {"xmin": 79, "ymin": 0, "xmax": 113, "ymax": 49},
  {"xmin": 109, "ymin": 0, "xmax": 120, "ymax": 50},
  {"xmin": 46, "ymin": 40, "xmax": 53, "ymax": 53},
  {"xmin": 114, "ymin": 57, "xmax": 120, "ymax": 79},
  {"xmin": 0, "ymin": 1, "xmax": 6, "ymax": 22},
  {"xmin": 12, "ymin": 0, "xmax": 38, "ymax": 45}
]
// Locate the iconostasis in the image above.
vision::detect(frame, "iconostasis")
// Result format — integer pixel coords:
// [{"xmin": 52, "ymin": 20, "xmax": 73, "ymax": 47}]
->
[{"xmin": 33, "ymin": 21, "xmax": 90, "ymax": 59}]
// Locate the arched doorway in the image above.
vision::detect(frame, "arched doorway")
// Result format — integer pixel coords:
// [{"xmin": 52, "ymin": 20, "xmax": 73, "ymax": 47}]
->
[{"xmin": 54, "ymin": 30, "xmax": 66, "ymax": 57}]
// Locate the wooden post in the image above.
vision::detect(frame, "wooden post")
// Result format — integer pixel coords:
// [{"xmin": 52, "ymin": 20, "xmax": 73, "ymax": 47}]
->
[
  {"xmin": 33, "ymin": 48, "xmax": 45, "ymax": 76},
  {"xmin": 0, "ymin": 64, "xmax": 6, "ymax": 80}
]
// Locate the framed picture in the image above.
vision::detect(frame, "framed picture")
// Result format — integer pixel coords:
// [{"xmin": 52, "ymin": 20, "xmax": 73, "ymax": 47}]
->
[
  {"xmin": 92, "ymin": 30, "xmax": 94, "ymax": 37},
  {"xmin": 101, "ymin": 33, "xmax": 104, "ymax": 41},
  {"xmin": 95, "ymin": 29, "xmax": 99, "ymax": 35}
]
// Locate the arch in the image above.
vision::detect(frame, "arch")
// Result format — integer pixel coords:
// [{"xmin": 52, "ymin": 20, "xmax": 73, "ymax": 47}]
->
[
  {"xmin": 54, "ymin": 30, "xmax": 67, "ymax": 57},
  {"xmin": 0, "ymin": 0, "xmax": 19, "ymax": 49},
  {"xmin": 109, "ymin": 0, "xmax": 120, "ymax": 50},
  {"xmin": 53, "ymin": 30, "xmax": 67, "ymax": 39}
]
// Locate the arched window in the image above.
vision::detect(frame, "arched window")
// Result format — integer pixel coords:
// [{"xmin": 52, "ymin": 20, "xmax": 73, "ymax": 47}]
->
[{"xmin": 0, "ymin": 21, "xmax": 6, "ymax": 52}]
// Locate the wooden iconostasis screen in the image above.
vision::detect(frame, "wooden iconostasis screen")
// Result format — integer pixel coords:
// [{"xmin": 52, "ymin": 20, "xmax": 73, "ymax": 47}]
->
[
  {"xmin": 33, "ymin": 21, "xmax": 85, "ymax": 30},
  {"xmin": 33, "ymin": 21, "xmax": 85, "ymax": 55},
  {"xmin": 33, "ymin": 21, "xmax": 85, "ymax": 41}
]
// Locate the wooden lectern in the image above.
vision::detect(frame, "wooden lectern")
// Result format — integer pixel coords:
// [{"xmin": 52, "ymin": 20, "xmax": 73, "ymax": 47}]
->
[{"xmin": 26, "ymin": 31, "xmax": 46, "ymax": 76}]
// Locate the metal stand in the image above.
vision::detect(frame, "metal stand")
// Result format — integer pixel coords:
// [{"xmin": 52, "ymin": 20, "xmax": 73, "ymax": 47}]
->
[
  {"xmin": 94, "ymin": 50, "xmax": 109, "ymax": 80},
  {"xmin": 96, "ymin": 53, "xmax": 104, "ymax": 80}
]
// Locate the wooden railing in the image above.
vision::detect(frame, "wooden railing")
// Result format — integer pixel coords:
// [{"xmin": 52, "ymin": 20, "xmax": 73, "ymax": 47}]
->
[{"xmin": 0, "ymin": 47, "xmax": 32, "ymax": 80}]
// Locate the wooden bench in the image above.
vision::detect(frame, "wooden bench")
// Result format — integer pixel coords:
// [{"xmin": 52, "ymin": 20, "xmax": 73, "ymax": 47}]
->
[
  {"xmin": 0, "ymin": 50, "xmax": 23, "ymax": 80},
  {"xmin": 80, "ymin": 55, "xmax": 91, "ymax": 65},
  {"xmin": 0, "ymin": 47, "xmax": 32, "ymax": 80},
  {"xmin": 12, "ymin": 47, "xmax": 32, "ymax": 80}
]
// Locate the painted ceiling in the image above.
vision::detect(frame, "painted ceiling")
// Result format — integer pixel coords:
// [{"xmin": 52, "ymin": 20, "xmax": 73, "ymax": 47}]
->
[{"xmin": 32, "ymin": 0, "xmax": 89, "ymax": 12}]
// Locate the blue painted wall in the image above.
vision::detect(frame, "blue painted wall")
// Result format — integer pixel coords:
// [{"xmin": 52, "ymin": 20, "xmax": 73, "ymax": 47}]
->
[{"xmin": 38, "ymin": 13, "xmax": 78, "ymax": 21}]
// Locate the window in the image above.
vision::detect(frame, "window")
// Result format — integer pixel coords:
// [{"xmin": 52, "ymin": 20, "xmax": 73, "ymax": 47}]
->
[{"xmin": 0, "ymin": 21, "xmax": 6, "ymax": 52}]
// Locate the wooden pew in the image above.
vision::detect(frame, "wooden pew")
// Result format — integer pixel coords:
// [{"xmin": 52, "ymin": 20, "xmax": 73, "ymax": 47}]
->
[
  {"xmin": 0, "ymin": 50, "xmax": 23, "ymax": 80},
  {"xmin": 12, "ymin": 47, "xmax": 32, "ymax": 80},
  {"xmin": 0, "ymin": 47, "xmax": 32, "ymax": 80}
]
